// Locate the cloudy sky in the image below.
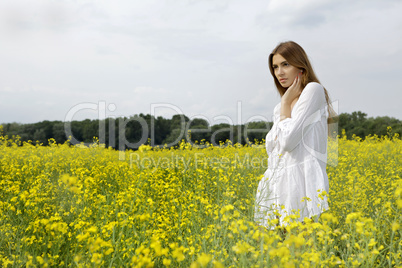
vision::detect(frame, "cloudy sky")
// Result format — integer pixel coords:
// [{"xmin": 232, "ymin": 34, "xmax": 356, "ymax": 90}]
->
[{"xmin": 1, "ymin": 0, "xmax": 401, "ymax": 126}]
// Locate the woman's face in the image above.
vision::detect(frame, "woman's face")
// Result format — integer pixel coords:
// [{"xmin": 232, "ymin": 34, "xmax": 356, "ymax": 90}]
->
[{"xmin": 272, "ymin": 54, "xmax": 300, "ymax": 88}]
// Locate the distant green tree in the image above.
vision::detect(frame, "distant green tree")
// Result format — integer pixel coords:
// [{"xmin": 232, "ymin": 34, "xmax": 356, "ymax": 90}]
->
[
  {"xmin": 338, "ymin": 111, "xmax": 368, "ymax": 138},
  {"xmin": 210, "ymin": 123, "xmax": 233, "ymax": 146},
  {"xmin": 338, "ymin": 111, "xmax": 401, "ymax": 139},
  {"xmin": 1, "ymin": 111, "xmax": 400, "ymax": 148},
  {"xmin": 33, "ymin": 129, "xmax": 46, "ymax": 144},
  {"xmin": 122, "ymin": 115, "xmax": 148, "ymax": 149},
  {"xmin": 82, "ymin": 120, "xmax": 99, "ymax": 143},
  {"xmin": 2, "ymin": 122, "xmax": 21, "ymax": 136},
  {"xmin": 162, "ymin": 114, "xmax": 190, "ymax": 147},
  {"xmin": 152, "ymin": 116, "xmax": 170, "ymax": 145},
  {"xmin": 52, "ymin": 122, "xmax": 66, "ymax": 143},
  {"xmin": 70, "ymin": 121, "xmax": 84, "ymax": 144},
  {"xmin": 187, "ymin": 118, "xmax": 211, "ymax": 145},
  {"xmin": 244, "ymin": 121, "xmax": 272, "ymax": 144},
  {"xmin": 37, "ymin": 120, "xmax": 54, "ymax": 144}
]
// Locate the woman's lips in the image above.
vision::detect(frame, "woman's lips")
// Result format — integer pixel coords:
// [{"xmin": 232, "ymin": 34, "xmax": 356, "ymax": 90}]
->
[{"xmin": 279, "ymin": 78, "xmax": 287, "ymax": 83}]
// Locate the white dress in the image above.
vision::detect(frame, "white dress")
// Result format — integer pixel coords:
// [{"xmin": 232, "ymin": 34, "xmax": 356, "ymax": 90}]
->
[{"xmin": 255, "ymin": 82, "xmax": 329, "ymax": 228}]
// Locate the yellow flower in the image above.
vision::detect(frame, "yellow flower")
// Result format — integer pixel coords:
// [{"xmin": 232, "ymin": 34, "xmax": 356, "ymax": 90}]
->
[
  {"xmin": 91, "ymin": 253, "xmax": 102, "ymax": 265},
  {"xmin": 172, "ymin": 246, "xmax": 186, "ymax": 262},
  {"xmin": 190, "ymin": 262, "xmax": 200, "ymax": 268},
  {"xmin": 105, "ymin": 248, "xmax": 114, "ymax": 255},
  {"xmin": 391, "ymin": 222, "xmax": 400, "ymax": 232},
  {"xmin": 86, "ymin": 226, "xmax": 98, "ymax": 233},
  {"xmin": 269, "ymin": 246, "xmax": 290, "ymax": 258},
  {"xmin": 354, "ymin": 243, "xmax": 360, "ymax": 250},
  {"xmin": 36, "ymin": 256, "xmax": 45, "ymax": 265},
  {"xmin": 213, "ymin": 260, "xmax": 224, "ymax": 268},
  {"xmin": 197, "ymin": 253, "xmax": 212, "ymax": 267},
  {"xmin": 139, "ymin": 213, "xmax": 150, "ymax": 221},
  {"xmin": 396, "ymin": 199, "xmax": 402, "ymax": 209},
  {"xmin": 163, "ymin": 258, "xmax": 172, "ymax": 266},
  {"xmin": 2, "ymin": 129, "xmax": 402, "ymax": 266},
  {"xmin": 368, "ymin": 239, "xmax": 376, "ymax": 248},
  {"xmin": 232, "ymin": 241, "xmax": 253, "ymax": 254}
]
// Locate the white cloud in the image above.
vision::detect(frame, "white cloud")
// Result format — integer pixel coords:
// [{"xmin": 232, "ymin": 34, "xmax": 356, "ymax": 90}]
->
[{"xmin": 0, "ymin": 0, "xmax": 401, "ymax": 124}]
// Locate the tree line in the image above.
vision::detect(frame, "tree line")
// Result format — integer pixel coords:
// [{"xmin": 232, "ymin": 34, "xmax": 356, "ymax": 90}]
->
[{"xmin": 1, "ymin": 111, "xmax": 401, "ymax": 149}]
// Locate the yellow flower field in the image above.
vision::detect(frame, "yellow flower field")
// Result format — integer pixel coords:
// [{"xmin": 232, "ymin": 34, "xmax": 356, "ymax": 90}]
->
[{"xmin": 0, "ymin": 129, "xmax": 401, "ymax": 267}]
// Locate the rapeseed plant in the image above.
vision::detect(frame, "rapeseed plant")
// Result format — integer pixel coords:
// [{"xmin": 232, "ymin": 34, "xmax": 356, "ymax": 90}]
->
[{"xmin": 0, "ymin": 132, "xmax": 401, "ymax": 267}]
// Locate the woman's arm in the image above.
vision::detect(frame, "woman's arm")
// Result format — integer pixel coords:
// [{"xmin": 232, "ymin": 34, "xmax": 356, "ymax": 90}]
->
[
  {"xmin": 280, "ymin": 72, "xmax": 303, "ymax": 121},
  {"xmin": 276, "ymin": 82, "xmax": 327, "ymax": 153},
  {"xmin": 266, "ymin": 124, "xmax": 278, "ymax": 153},
  {"xmin": 265, "ymin": 104, "xmax": 281, "ymax": 153}
]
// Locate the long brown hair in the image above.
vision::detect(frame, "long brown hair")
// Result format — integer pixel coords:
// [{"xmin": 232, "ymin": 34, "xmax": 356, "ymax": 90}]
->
[{"xmin": 268, "ymin": 41, "xmax": 336, "ymax": 124}]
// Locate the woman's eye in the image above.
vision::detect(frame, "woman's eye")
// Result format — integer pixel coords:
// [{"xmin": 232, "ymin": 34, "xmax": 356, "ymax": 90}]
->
[
  {"xmin": 283, "ymin": 63, "xmax": 289, "ymax": 66},
  {"xmin": 272, "ymin": 66, "xmax": 277, "ymax": 69}
]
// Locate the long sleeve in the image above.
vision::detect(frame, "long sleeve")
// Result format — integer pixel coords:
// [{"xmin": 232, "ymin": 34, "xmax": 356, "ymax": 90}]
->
[
  {"xmin": 276, "ymin": 82, "xmax": 327, "ymax": 153},
  {"xmin": 266, "ymin": 124, "xmax": 278, "ymax": 153},
  {"xmin": 265, "ymin": 103, "xmax": 281, "ymax": 154}
]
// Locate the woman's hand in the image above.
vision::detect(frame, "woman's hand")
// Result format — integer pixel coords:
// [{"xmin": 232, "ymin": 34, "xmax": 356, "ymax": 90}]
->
[
  {"xmin": 280, "ymin": 71, "xmax": 302, "ymax": 121},
  {"xmin": 282, "ymin": 72, "xmax": 303, "ymax": 105}
]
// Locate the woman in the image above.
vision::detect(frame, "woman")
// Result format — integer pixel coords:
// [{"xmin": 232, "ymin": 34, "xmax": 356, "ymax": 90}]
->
[{"xmin": 255, "ymin": 41, "xmax": 335, "ymax": 228}]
